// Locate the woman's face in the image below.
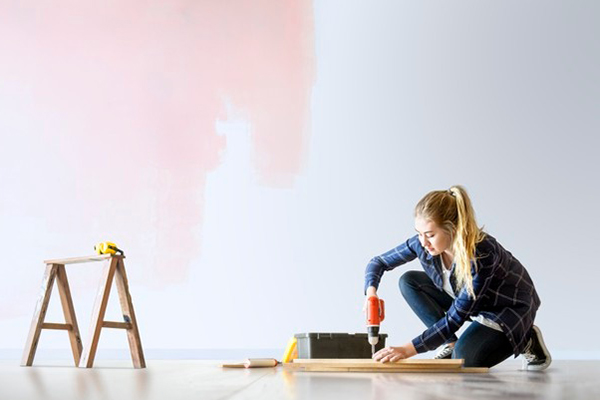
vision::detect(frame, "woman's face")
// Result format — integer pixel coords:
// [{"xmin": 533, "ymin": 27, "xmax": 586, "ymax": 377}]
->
[{"xmin": 415, "ymin": 216, "xmax": 453, "ymax": 256}]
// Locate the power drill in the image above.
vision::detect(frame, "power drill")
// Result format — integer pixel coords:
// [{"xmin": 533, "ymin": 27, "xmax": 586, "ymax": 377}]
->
[{"xmin": 366, "ymin": 295, "xmax": 385, "ymax": 356}]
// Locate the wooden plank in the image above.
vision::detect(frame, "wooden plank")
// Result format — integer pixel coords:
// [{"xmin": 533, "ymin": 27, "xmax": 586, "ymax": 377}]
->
[
  {"xmin": 289, "ymin": 365, "xmax": 489, "ymax": 373},
  {"xmin": 102, "ymin": 321, "xmax": 132, "ymax": 329},
  {"xmin": 289, "ymin": 363, "xmax": 461, "ymax": 370},
  {"xmin": 55, "ymin": 264, "xmax": 83, "ymax": 366},
  {"xmin": 113, "ymin": 258, "xmax": 146, "ymax": 368},
  {"xmin": 286, "ymin": 359, "xmax": 487, "ymax": 373},
  {"xmin": 43, "ymin": 254, "xmax": 124, "ymax": 265},
  {"xmin": 291, "ymin": 359, "xmax": 463, "ymax": 370},
  {"xmin": 41, "ymin": 323, "xmax": 73, "ymax": 330},
  {"xmin": 79, "ymin": 257, "xmax": 118, "ymax": 368},
  {"xmin": 293, "ymin": 358, "xmax": 463, "ymax": 366},
  {"xmin": 21, "ymin": 264, "xmax": 59, "ymax": 366}
]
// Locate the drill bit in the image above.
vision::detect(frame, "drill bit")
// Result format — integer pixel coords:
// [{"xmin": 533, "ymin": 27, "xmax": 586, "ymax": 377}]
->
[{"xmin": 372, "ymin": 344, "xmax": 376, "ymax": 357}]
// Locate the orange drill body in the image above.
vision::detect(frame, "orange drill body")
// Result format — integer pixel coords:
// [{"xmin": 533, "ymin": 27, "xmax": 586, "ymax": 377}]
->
[{"xmin": 366, "ymin": 296, "xmax": 385, "ymax": 354}]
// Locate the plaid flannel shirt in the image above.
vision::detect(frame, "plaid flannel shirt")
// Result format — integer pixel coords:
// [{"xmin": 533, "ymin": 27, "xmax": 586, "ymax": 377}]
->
[{"xmin": 364, "ymin": 233, "xmax": 540, "ymax": 357}]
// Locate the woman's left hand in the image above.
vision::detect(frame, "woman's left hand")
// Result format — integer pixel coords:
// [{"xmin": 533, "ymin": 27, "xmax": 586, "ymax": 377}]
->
[{"xmin": 373, "ymin": 343, "xmax": 417, "ymax": 363}]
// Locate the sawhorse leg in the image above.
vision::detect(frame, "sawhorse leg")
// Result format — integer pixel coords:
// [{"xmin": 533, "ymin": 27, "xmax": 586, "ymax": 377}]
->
[
  {"xmin": 114, "ymin": 258, "xmax": 146, "ymax": 368},
  {"xmin": 21, "ymin": 264, "xmax": 83, "ymax": 366},
  {"xmin": 80, "ymin": 257, "xmax": 145, "ymax": 368}
]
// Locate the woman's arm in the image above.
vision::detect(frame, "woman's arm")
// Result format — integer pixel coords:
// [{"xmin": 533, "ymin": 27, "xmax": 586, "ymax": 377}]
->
[
  {"xmin": 411, "ymin": 250, "xmax": 499, "ymax": 353},
  {"xmin": 364, "ymin": 235, "xmax": 420, "ymax": 294}
]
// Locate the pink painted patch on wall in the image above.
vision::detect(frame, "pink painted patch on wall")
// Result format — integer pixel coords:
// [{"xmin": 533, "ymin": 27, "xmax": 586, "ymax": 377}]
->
[{"xmin": 0, "ymin": 1, "xmax": 315, "ymax": 289}]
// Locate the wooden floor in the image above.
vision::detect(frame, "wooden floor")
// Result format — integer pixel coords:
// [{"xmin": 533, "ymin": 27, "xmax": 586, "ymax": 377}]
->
[{"xmin": 1, "ymin": 359, "xmax": 599, "ymax": 400}]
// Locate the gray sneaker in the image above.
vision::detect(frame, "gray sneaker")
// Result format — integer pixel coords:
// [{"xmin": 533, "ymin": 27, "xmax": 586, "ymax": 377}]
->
[
  {"xmin": 522, "ymin": 325, "xmax": 552, "ymax": 371},
  {"xmin": 434, "ymin": 343, "xmax": 454, "ymax": 359}
]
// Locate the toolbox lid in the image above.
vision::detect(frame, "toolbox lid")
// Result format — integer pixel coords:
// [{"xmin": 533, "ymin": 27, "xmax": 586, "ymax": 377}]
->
[{"xmin": 294, "ymin": 332, "xmax": 388, "ymax": 339}]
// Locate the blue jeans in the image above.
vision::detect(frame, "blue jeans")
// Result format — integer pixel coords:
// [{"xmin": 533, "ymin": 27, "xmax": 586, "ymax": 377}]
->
[{"xmin": 399, "ymin": 270, "xmax": 513, "ymax": 367}]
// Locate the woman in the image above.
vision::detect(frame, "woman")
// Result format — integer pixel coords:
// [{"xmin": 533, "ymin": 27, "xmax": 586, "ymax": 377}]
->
[{"xmin": 364, "ymin": 185, "xmax": 551, "ymax": 369}]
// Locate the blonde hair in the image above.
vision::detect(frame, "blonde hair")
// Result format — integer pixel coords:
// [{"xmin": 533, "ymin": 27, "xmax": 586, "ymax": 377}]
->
[{"xmin": 414, "ymin": 185, "xmax": 485, "ymax": 299}]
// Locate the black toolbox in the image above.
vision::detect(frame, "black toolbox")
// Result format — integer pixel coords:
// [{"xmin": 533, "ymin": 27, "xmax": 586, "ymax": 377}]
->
[{"xmin": 295, "ymin": 332, "xmax": 388, "ymax": 359}]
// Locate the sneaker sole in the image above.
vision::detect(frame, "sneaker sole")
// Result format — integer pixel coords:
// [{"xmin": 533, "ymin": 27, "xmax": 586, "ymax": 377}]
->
[{"xmin": 522, "ymin": 325, "xmax": 552, "ymax": 371}]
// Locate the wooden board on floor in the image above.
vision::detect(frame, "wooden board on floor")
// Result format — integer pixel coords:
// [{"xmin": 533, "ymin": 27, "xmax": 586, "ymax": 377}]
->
[
  {"xmin": 286, "ymin": 359, "xmax": 488, "ymax": 373},
  {"xmin": 293, "ymin": 359, "xmax": 463, "ymax": 366},
  {"xmin": 287, "ymin": 365, "xmax": 489, "ymax": 373}
]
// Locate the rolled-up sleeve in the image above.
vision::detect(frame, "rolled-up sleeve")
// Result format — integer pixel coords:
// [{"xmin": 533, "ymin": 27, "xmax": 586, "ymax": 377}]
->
[
  {"xmin": 364, "ymin": 235, "xmax": 420, "ymax": 294},
  {"xmin": 411, "ymin": 251, "xmax": 499, "ymax": 353}
]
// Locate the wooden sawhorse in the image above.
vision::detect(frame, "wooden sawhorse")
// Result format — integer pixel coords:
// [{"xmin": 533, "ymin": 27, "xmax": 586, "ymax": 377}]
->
[{"xmin": 21, "ymin": 254, "xmax": 145, "ymax": 368}]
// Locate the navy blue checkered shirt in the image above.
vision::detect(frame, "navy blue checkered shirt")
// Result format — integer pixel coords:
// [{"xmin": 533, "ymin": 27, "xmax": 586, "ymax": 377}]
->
[{"xmin": 364, "ymin": 233, "xmax": 540, "ymax": 357}]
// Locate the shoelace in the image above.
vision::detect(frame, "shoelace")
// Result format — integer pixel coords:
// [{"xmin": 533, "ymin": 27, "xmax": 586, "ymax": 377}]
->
[
  {"xmin": 522, "ymin": 339, "xmax": 537, "ymax": 362},
  {"xmin": 435, "ymin": 345, "xmax": 454, "ymax": 359}
]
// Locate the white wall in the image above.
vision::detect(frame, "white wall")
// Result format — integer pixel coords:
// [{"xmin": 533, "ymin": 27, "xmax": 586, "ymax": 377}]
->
[
  {"xmin": 304, "ymin": 0, "xmax": 600, "ymax": 359},
  {"xmin": 1, "ymin": 1, "xmax": 599, "ymax": 360}
]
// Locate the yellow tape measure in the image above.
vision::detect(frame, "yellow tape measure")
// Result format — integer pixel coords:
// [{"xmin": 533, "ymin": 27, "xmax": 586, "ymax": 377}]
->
[{"xmin": 94, "ymin": 242, "xmax": 124, "ymax": 255}]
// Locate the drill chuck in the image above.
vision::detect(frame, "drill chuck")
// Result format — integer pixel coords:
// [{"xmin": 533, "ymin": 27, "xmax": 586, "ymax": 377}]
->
[{"xmin": 367, "ymin": 325, "xmax": 380, "ymax": 345}]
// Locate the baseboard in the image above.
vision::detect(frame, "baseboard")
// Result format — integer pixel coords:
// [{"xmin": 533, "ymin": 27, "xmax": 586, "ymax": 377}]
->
[
  {"xmin": 0, "ymin": 348, "xmax": 282, "ymax": 361},
  {"xmin": 2, "ymin": 349, "xmax": 599, "ymax": 361}
]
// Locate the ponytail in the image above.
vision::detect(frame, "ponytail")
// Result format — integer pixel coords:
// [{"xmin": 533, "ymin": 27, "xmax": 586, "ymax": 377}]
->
[
  {"xmin": 415, "ymin": 185, "xmax": 485, "ymax": 299},
  {"xmin": 448, "ymin": 186, "xmax": 485, "ymax": 299}
]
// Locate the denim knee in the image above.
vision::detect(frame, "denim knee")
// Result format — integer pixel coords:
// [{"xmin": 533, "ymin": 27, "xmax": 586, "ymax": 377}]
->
[
  {"xmin": 399, "ymin": 270, "xmax": 424, "ymax": 297},
  {"xmin": 453, "ymin": 340, "xmax": 466, "ymax": 359},
  {"xmin": 453, "ymin": 334, "xmax": 496, "ymax": 367},
  {"xmin": 453, "ymin": 340, "xmax": 482, "ymax": 367}
]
